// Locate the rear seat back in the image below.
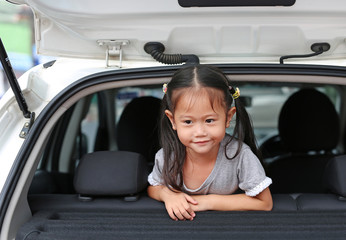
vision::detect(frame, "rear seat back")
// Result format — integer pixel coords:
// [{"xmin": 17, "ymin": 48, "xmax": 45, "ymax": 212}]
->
[
  {"xmin": 116, "ymin": 96, "xmax": 161, "ymax": 167},
  {"xmin": 29, "ymin": 170, "xmax": 75, "ymax": 194},
  {"xmin": 296, "ymin": 155, "xmax": 346, "ymax": 210},
  {"xmin": 29, "ymin": 170, "xmax": 57, "ymax": 194},
  {"xmin": 323, "ymin": 155, "xmax": 346, "ymax": 198},
  {"xmin": 28, "ymin": 151, "xmax": 160, "ymax": 214},
  {"xmin": 74, "ymin": 151, "xmax": 148, "ymax": 198}
]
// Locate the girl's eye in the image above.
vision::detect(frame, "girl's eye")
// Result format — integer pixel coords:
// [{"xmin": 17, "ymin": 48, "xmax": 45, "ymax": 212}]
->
[
  {"xmin": 206, "ymin": 119, "xmax": 215, "ymax": 123},
  {"xmin": 184, "ymin": 120, "xmax": 192, "ymax": 124}
]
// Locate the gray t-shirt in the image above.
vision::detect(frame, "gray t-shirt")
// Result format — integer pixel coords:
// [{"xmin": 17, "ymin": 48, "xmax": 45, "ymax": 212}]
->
[{"xmin": 148, "ymin": 134, "xmax": 272, "ymax": 196}]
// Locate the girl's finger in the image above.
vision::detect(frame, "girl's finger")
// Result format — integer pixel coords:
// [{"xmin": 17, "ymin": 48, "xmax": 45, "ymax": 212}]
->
[
  {"xmin": 167, "ymin": 208, "xmax": 178, "ymax": 221},
  {"xmin": 174, "ymin": 209, "xmax": 185, "ymax": 221},
  {"xmin": 185, "ymin": 194, "xmax": 198, "ymax": 205},
  {"xmin": 178, "ymin": 205, "xmax": 194, "ymax": 220},
  {"xmin": 182, "ymin": 202, "xmax": 196, "ymax": 219}
]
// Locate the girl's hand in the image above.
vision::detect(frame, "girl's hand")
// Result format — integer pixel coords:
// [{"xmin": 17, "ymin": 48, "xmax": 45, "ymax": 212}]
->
[{"xmin": 160, "ymin": 187, "xmax": 198, "ymax": 221}]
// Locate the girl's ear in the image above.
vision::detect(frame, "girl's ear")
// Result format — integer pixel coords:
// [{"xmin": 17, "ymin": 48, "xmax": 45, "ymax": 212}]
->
[
  {"xmin": 165, "ymin": 110, "xmax": 177, "ymax": 130},
  {"xmin": 226, "ymin": 107, "xmax": 236, "ymax": 128}
]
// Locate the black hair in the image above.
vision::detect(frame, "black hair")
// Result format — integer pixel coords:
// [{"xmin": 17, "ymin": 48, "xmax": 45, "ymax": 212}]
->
[{"xmin": 160, "ymin": 64, "xmax": 261, "ymax": 191}]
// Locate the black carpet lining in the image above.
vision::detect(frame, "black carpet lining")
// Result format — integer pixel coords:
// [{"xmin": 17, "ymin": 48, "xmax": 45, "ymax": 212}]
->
[{"xmin": 17, "ymin": 210, "xmax": 346, "ymax": 240}]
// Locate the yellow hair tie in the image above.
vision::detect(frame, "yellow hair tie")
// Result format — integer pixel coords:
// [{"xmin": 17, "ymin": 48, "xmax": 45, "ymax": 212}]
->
[
  {"xmin": 232, "ymin": 87, "xmax": 240, "ymax": 99},
  {"xmin": 162, "ymin": 83, "xmax": 168, "ymax": 94}
]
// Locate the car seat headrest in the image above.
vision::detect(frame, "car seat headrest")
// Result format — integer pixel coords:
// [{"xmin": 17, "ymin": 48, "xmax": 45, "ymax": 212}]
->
[
  {"xmin": 323, "ymin": 155, "xmax": 346, "ymax": 197},
  {"xmin": 279, "ymin": 88, "xmax": 339, "ymax": 152},
  {"xmin": 116, "ymin": 96, "xmax": 161, "ymax": 162},
  {"xmin": 74, "ymin": 151, "xmax": 148, "ymax": 196}
]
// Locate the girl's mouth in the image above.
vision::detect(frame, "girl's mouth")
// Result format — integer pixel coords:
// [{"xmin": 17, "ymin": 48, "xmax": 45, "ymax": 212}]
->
[{"xmin": 194, "ymin": 140, "xmax": 209, "ymax": 145}]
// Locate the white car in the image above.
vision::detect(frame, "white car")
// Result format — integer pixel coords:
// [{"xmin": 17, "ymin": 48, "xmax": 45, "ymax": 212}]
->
[{"xmin": 0, "ymin": 0, "xmax": 346, "ymax": 239}]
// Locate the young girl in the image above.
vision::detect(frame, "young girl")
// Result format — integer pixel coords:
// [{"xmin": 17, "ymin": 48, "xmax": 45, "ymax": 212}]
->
[{"xmin": 147, "ymin": 65, "xmax": 272, "ymax": 221}]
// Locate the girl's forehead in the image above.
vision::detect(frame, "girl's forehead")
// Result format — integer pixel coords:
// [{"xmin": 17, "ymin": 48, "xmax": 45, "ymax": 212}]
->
[{"xmin": 173, "ymin": 87, "xmax": 225, "ymax": 112}]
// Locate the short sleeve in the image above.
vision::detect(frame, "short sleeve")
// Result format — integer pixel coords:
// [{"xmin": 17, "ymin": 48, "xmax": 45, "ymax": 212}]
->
[
  {"xmin": 148, "ymin": 149, "xmax": 165, "ymax": 186},
  {"xmin": 237, "ymin": 147, "xmax": 272, "ymax": 197}
]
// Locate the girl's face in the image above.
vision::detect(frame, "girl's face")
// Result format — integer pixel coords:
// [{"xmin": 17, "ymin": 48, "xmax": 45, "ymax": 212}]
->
[{"xmin": 165, "ymin": 88, "xmax": 236, "ymax": 158}]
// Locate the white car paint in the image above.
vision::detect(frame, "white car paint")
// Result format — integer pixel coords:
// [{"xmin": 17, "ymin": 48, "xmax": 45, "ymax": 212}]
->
[{"xmin": 6, "ymin": 0, "xmax": 346, "ymax": 62}]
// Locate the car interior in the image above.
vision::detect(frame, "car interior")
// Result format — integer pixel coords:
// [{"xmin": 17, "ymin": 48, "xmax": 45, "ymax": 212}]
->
[{"xmin": 13, "ymin": 72, "xmax": 346, "ymax": 239}]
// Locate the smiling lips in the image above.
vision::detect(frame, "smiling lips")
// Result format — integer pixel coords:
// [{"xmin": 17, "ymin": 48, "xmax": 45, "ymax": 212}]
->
[{"xmin": 194, "ymin": 140, "xmax": 210, "ymax": 145}]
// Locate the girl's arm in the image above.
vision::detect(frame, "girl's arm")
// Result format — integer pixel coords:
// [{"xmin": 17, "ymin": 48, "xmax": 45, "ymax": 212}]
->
[
  {"xmin": 190, "ymin": 187, "xmax": 273, "ymax": 212},
  {"xmin": 147, "ymin": 185, "xmax": 198, "ymax": 221}
]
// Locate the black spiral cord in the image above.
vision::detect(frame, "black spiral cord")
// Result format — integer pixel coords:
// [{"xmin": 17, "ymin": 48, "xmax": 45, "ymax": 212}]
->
[{"xmin": 144, "ymin": 42, "xmax": 199, "ymax": 65}]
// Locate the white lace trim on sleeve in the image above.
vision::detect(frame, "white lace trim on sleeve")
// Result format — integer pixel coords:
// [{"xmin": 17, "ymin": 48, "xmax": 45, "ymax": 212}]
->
[
  {"xmin": 245, "ymin": 177, "xmax": 272, "ymax": 197},
  {"xmin": 147, "ymin": 172, "xmax": 162, "ymax": 186}
]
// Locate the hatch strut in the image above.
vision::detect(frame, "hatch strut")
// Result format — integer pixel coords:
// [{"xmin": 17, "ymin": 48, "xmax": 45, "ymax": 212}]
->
[
  {"xmin": 280, "ymin": 42, "xmax": 330, "ymax": 64},
  {"xmin": 0, "ymin": 38, "xmax": 35, "ymax": 139}
]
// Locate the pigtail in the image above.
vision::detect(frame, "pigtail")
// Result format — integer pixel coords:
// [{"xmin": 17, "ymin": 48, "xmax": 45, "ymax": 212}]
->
[
  {"xmin": 160, "ymin": 92, "xmax": 185, "ymax": 191},
  {"xmin": 227, "ymin": 86, "xmax": 263, "ymax": 163}
]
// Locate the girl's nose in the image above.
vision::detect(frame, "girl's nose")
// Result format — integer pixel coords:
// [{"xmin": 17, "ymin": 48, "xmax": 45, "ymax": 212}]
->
[{"xmin": 195, "ymin": 123, "xmax": 207, "ymax": 136}]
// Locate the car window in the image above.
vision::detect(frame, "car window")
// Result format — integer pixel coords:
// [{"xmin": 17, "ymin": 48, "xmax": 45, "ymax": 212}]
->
[
  {"xmin": 81, "ymin": 94, "xmax": 99, "ymax": 153},
  {"xmin": 115, "ymin": 87, "xmax": 163, "ymax": 123},
  {"xmin": 226, "ymin": 84, "xmax": 341, "ymax": 145},
  {"xmin": 109, "ymin": 84, "xmax": 342, "ymax": 145}
]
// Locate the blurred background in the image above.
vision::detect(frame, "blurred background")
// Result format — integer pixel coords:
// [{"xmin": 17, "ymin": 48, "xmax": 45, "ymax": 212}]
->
[{"xmin": 0, "ymin": 1, "xmax": 53, "ymax": 99}]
